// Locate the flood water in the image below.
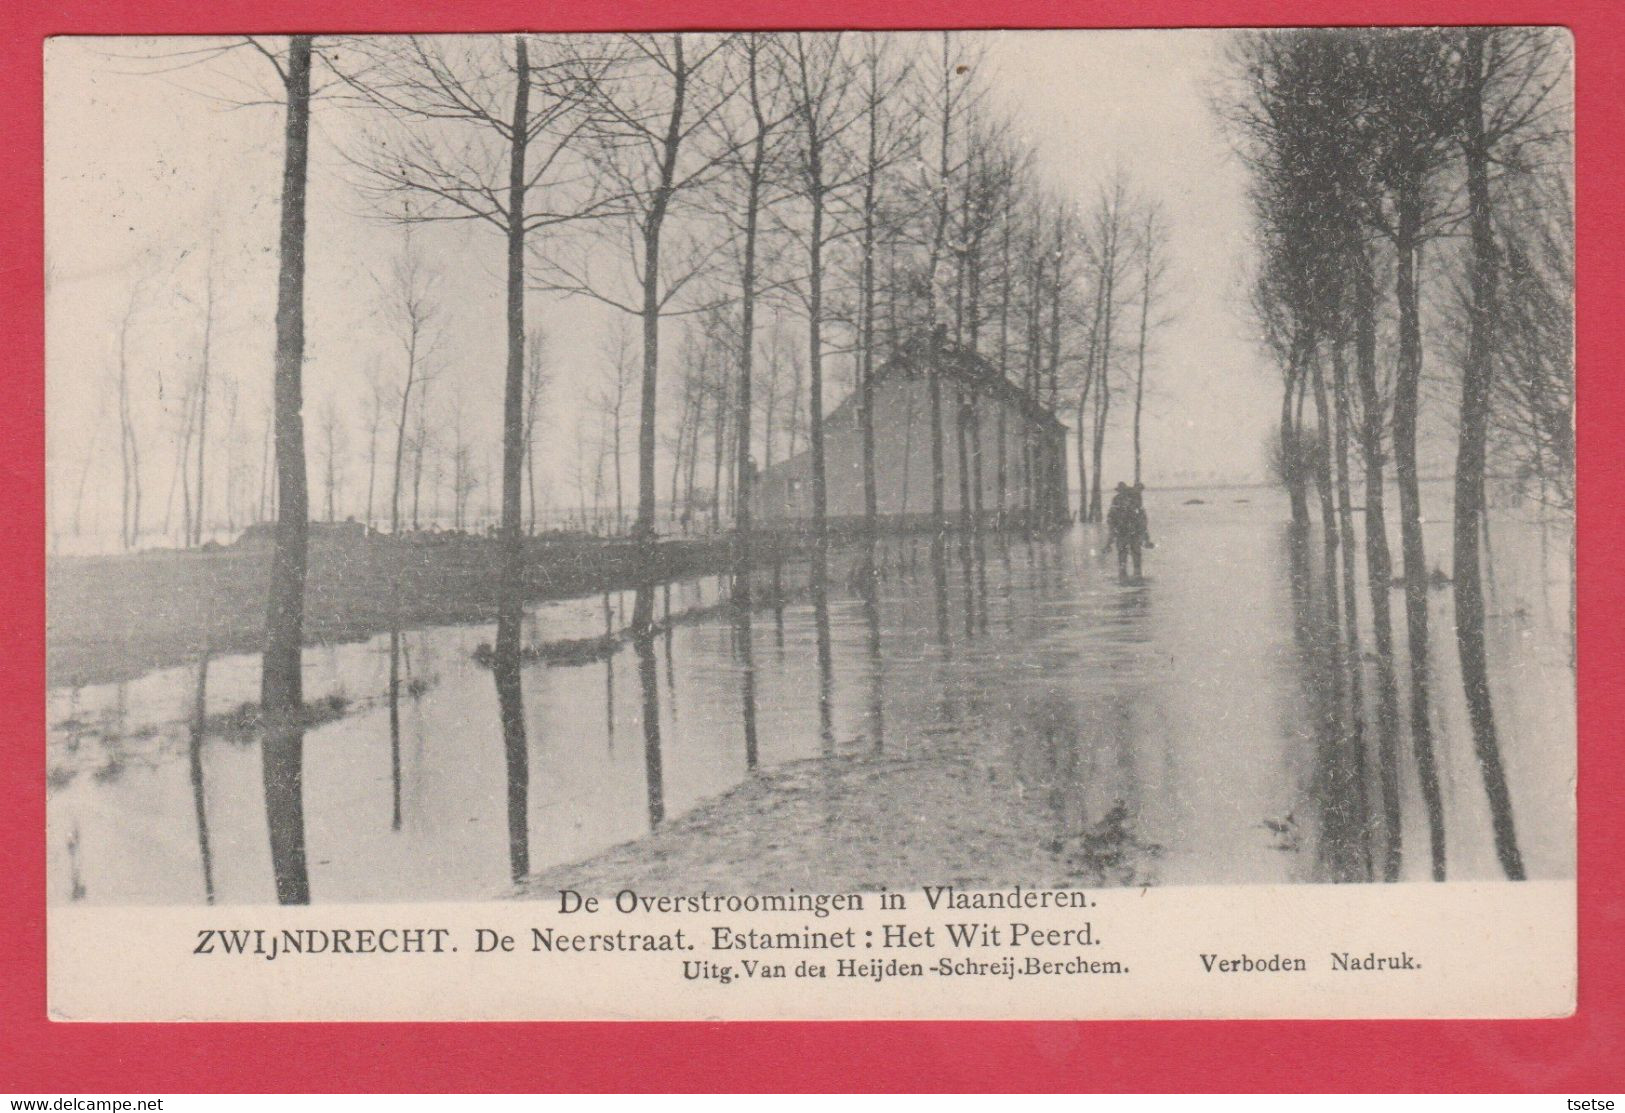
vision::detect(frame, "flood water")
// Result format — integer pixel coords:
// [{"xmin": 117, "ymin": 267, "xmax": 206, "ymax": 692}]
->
[{"xmin": 46, "ymin": 484, "xmax": 1575, "ymax": 904}]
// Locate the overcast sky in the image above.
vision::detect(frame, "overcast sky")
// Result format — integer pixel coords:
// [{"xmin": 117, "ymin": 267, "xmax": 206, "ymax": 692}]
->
[{"xmin": 45, "ymin": 31, "xmax": 1274, "ymax": 546}]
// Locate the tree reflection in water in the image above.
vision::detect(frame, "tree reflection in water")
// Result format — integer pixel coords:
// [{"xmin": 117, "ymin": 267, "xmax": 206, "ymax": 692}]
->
[
  {"xmin": 635, "ymin": 586, "xmax": 665, "ymax": 829},
  {"xmin": 46, "ymin": 502, "xmax": 1568, "ymax": 905},
  {"xmin": 388, "ymin": 628, "xmax": 402, "ymax": 832},
  {"xmin": 188, "ymin": 652, "xmax": 215, "ymax": 904},
  {"xmin": 661, "ymin": 584, "xmax": 678, "ymax": 725},
  {"xmin": 1286, "ymin": 526, "xmax": 1376, "ymax": 883},
  {"xmin": 812, "ymin": 545, "xmax": 835, "ymax": 754},
  {"xmin": 733, "ymin": 601, "xmax": 760, "ymax": 771},
  {"xmin": 261, "ymin": 707, "xmax": 309, "ymax": 904},
  {"xmin": 491, "ymin": 634, "xmax": 530, "ymax": 883},
  {"xmin": 602, "ymin": 593, "xmax": 616, "ymax": 754},
  {"xmin": 858, "ymin": 540, "xmax": 885, "ymax": 753}
]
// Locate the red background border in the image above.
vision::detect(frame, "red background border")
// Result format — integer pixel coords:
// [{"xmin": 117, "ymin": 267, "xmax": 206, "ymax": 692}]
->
[{"xmin": 3, "ymin": 0, "xmax": 1620, "ymax": 1093}]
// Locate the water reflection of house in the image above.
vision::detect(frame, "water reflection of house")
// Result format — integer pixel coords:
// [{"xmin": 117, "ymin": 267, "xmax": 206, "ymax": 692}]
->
[{"xmin": 753, "ymin": 337, "xmax": 1069, "ymax": 530}]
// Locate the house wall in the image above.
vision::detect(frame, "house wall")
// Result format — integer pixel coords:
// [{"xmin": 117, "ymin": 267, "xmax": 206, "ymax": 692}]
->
[{"xmin": 753, "ymin": 374, "xmax": 1065, "ymax": 525}]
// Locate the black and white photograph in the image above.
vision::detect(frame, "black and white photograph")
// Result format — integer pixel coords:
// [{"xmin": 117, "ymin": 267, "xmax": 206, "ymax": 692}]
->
[{"xmin": 44, "ymin": 27, "xmax": 1573, "ymax": 968}]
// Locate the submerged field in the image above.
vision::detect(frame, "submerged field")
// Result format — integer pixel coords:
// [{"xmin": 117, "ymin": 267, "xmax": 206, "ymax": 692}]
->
[
  {"xmin": 45, "ymin": 531, "xmax": 751, "ymax": 688},
  {"xmin": 45, "ymin": 486, "xmax": 1576, "ymax": 902}
]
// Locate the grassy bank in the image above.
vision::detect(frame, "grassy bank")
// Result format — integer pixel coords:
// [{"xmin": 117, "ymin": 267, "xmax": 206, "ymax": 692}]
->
[{"xmin": 46, "ymin": 531, "xmax": 775, "ymax": 689}]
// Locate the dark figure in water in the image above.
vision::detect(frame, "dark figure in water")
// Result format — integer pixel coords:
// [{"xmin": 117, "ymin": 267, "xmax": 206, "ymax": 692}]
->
[{"xmin": 1106, "ymin": 482, "xmax": 1152, "ymax": 579}]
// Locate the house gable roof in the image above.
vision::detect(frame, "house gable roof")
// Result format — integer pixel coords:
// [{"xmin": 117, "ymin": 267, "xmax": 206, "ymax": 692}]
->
[{"xmin": 873, "ymin": 334, "xmax": 1068, "ymax": 434}]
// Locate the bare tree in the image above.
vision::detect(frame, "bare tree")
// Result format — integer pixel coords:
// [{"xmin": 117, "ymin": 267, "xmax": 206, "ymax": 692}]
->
[
  {"xmin": 914, "ymin": 32, "xmax": 983, "ymax": 544},
  {"xmin": 521, "ymin": 324, "xmax": 551, "ymax": 534},
  {"xmin": 1084, "ymin": 177, "xmax": 1131, "ymax": 522},
  {"xmin": 1452, "ymin": 26, "xmax": 1567, "ymax": 881},
  {"xmin": 112, "ymin": 279, "xmax": 146, "ymax": 550},
  {"xmin": 448, "ymin": 395, "xmax": 478, "ymax": 530},
  {"xmin": 1364, "ymin": 30, "xmax": 1459, "ymax": 880},
  {"xmin": 190, "ymin": 245, "xmax": 217, "ymax": 545},
  {"xmin": 778, "ymin": 32, "xmax": 861, "ymax": 552},
  {"xmin": 260, "ymin": 35, "xmax": 315, "ymax": 905},
  {"xmin": 161, "ymin": 351, "xmax": 200, "ymax": 547},
  {"xmin": 570, "ymin": 411, "xmax": 595, "ymax": 531},
  {"xmin": 785, "ymin": 326, "xmax": 805, "ymax": 466},
  {"xmin": 756, "ymin": 312, "xmax": 794, "ymax": 472},
  {"xmin": 713, "ymin": 32, "xmax": 790, "ymax": 601},
  {"xmin": 848, "ymin": 34, "xmax": 918, "ymax": 567},
  {"xmin": 408, "ymin": 380, "xmax": 432, "ymax": 530},
  {"xmin": 316, "ymin": 394, "xmax": 347, "ymax": 522},
  {"xmin": 989, "ymin": 147, "xmax": 1035, "ymax": 523},
  {"xmin": 361, "ymin": 356, "xmax": 388, "ymax": 529},
  {"xmin": 376, "ymin": 224, "xmax": 442, "ymax": 534},
  {"xmin": 342, "ymin": 33, "xmax": 606, "ymax": 658},
  {"xmin": 158, "ymin": 242, "xmax": 221, "ymax": 547},
  {"xmin": 592, "ymin": 317, "xmax": 638, "ymax": 532},
  {"xmin": 704, "ymin": 312, "xmax": 735, "ymax": 534},
  {"xmin": 1131, "ymin": 200, "xmax": 1171, "ymax": 486},
  {"xmin": 545, "ymin": 33, "xmax": 738, "ymax": 629}
]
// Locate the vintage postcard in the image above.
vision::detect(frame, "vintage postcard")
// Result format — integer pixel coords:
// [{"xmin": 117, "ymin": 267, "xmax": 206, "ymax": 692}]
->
[{"xmin": 43, "ymin": 28, "xmax": 1575, "ymax": 1022}]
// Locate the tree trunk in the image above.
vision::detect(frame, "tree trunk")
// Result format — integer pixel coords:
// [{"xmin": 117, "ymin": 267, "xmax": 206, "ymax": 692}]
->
[
  {"xmin": 762, "ymin": 346, "xmax": 778, "ymax": 473},
  {"xmin": 1358, "ymin": 250, "xmax": 1410, "ymax": 877},
  {"xmin": 684, "ymin": 390, "xmax": 700, "ymax": 532},
  {"xmin": 807, "ymin": 187, "xmax": 829, "ymax": 548},
  {"xmin": 388, "ymin": 630, "xmax": 401, "ymax": 830},
  {"xmin": 188, "ymin": 653, "xmax": 215, "ymax": 902},
  {"xmin": 633, "ymin": 603, "xmax": 664, "ymax": 827},
  {"xmin": 632, "ymin": 37, "xmax": 686, "ymax": 633},
  {"xmin": 955, "ymin": 385, "xmax": 971, "ymax": 536},
  {"xmin": 411, "ymin": 419, "xmax": 424, "ymax": 530},
  {"xmin": 1047, "ymin": 223, "xmax": 1063, "ymax": 412},
  {"xmin": 612, "ymin": 420, "xmax": 623, "ymax": 533},
  {"xmin": 527, "ymin": 443, "xmax": 537, "ymax": 534},
  {"xmin": 787, "ymin": 353, "xmax": 801, "ymax": 465},
  {"xmin": 1076, "ymin": 387, "xmax": 1090, "ymax": 524},
  {"xmin": 324, "ymin": 428, "xmax": 336, "ymax": 522},
  {"xmin": 925, "ymin": 40, "xmax": 952, "ymax": 550},
  {"xmin": 1281, "ymin": 343, "xmax": 1310, "ymax": 532},
  {"xmin": 174, "ymin": 398, "xmax": 195, "ymax": 546},
  {"xmin": 72, "ymin": 419, "xmax": 97, "ymax": 537},
  {"xmin": 1133, "ymin": 229, "xmax": 1150, "ymax": 487},
  {"xmin": 969, "ymin": 398, "xmax": 984, "ymax": 528},
  {"xmin": 669, "ymin": 392, "xmax": 686, "ymax": 533},
  {"xmin": 1330, "ymin": 334, "xmax": 1371, "ymax": 877},
  {"xmin": 260, "ymin": 34, "xmax": 314, "ymax": 906},
  {"xmin": 1089, "ymin": 259, "xmax": 1116, "ymax": 523},
  {"xmin": 1309, "ymin": 350, "xmax": 1341, "ymax": 632},
  {"xmin": 117, "ymin": 303, "xmax": 141, "ymax": 549},
  {"xmin": 262, "ymin": 37, "xmax": 313, "ymax": 713},
  {"xmin": 365, "ymin": 420, "xmax": 378, "ymax": 530},
  {"xmin": 1391, "ymin": 192, "xmax": 1447, "ymax": 880},
  {"xmin": 495, "ymin": 36, "xmax": 531, "ymax": 660},
  {"xmin": 1023, "ymin": 250, "xmax": 1042, "ymax": 527},
  {"xmin": 733, "ymin": 56, "xmax": 764, "ymax": 604},
  {"xmin": 1090, "ymin": 367, "xmax": 1111, "ymax": 525},
  {"xmin": 996, "ymin": 406, "xmax": 1007, "ymax": 525},
  {"xmin": 391, "ymin": 370, "xmax": 413, "ymax": 533},
  {"xmin": 492, "ymin": 639, "xmax": 530, "ymax": 880},
  {"xmin": 710, "ymin": 380, "xmax": 726, "ymax": 534},
  {"xmin": 857, "ymin": 63, "xmax": 880, "ymax": 576},
  {"xmin": 928, "ymin": 330, "xmax": 947, "ymax": 544},
  {"xmin": 1456, "ymin": 31, "xmax": 1524, "ymax": 880},
  {"xmin": 192, "ymin": 261, "xmax": 214, "ymax": 546}
]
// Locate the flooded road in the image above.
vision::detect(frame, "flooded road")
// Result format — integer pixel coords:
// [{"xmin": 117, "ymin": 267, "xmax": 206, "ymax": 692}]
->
[{"xmin": 46, "ymin": 485, "xmax": 1575, "ymax": 904}]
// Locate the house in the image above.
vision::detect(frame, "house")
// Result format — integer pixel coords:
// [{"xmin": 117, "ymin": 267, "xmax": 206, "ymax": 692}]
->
[{"xmin": 752, "ymin": 336, "xmax": 1069, "ymax": 531}]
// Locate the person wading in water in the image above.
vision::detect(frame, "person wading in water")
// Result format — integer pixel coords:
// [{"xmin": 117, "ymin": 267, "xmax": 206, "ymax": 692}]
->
[{"xmin": 1106, "ymin": 482, "xmax": 1153, "ymax": 580}]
